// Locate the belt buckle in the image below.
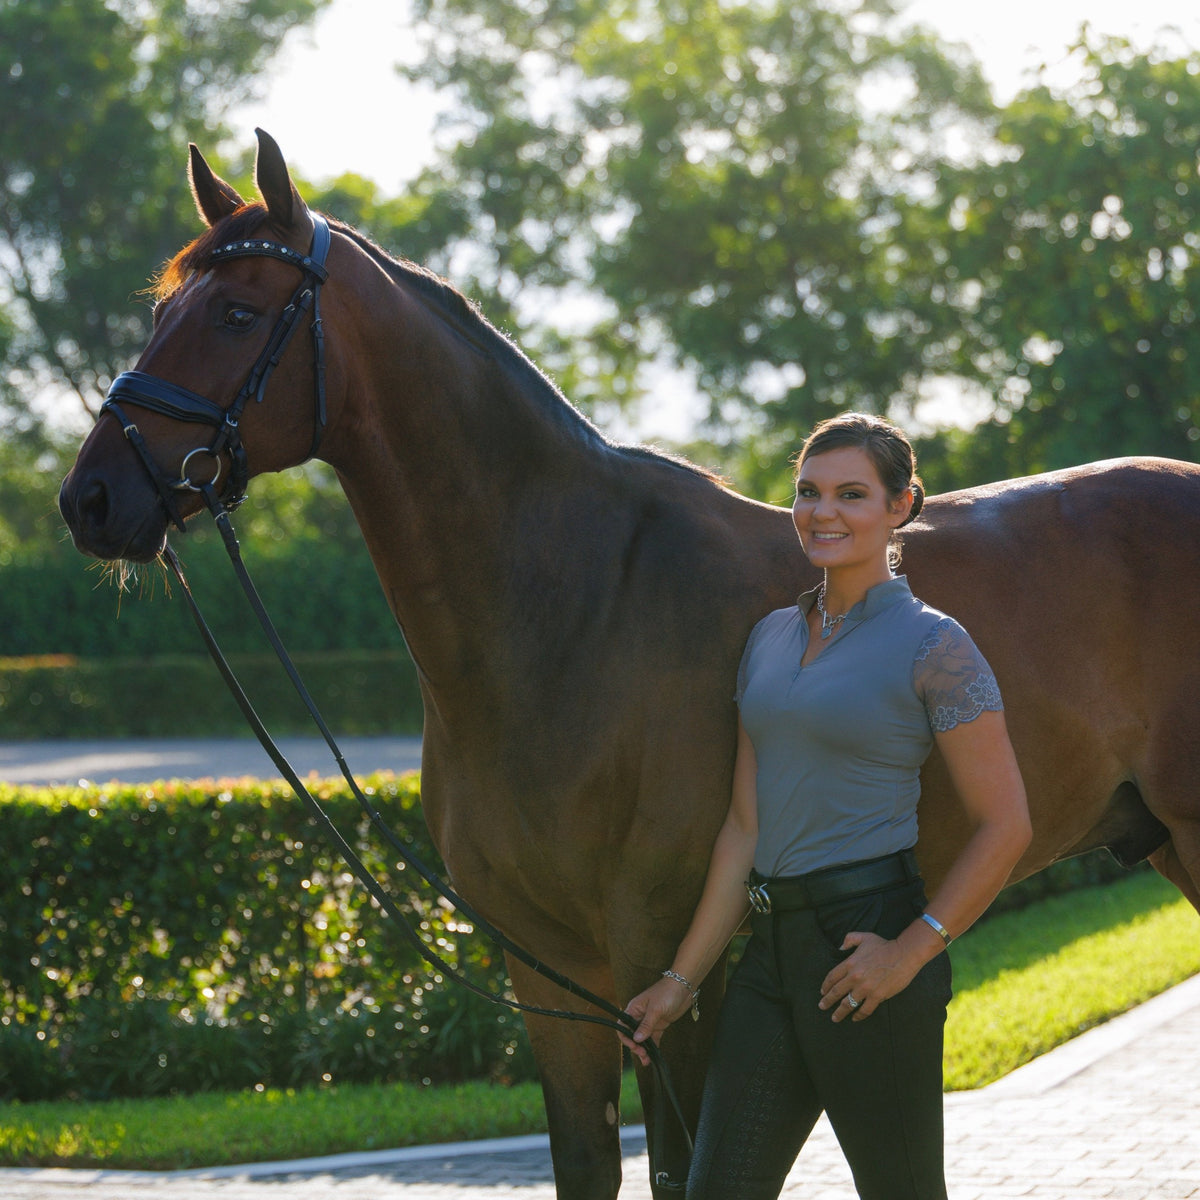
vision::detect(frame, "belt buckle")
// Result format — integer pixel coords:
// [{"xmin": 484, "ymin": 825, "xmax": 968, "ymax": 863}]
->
[{"xmin": 746, "ymin": 880, "xmax": 772, "ymax": 915}]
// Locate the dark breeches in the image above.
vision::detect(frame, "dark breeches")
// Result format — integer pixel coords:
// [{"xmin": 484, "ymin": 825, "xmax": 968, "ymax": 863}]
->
[{"xmin": 687, "ymin": 879, "xmax": 952, "ymax": 1200}]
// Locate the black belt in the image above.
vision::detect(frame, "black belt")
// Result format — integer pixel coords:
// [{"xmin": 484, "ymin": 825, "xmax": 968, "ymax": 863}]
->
[{"xmin": 745, "ymin": 849, "xmax": 920, "ymax": 915}]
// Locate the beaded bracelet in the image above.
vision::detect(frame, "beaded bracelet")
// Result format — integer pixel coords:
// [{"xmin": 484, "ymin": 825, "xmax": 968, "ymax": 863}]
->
[{"xmin": 661, "ymin": 969, "xmax": 701, "ymax": 1022}]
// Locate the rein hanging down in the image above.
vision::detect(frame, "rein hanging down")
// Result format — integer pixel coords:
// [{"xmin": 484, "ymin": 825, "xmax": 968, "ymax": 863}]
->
[
  {"xmin": 167, "ymin": 471, "xmax": 691, "ymax": 1178},
  {"xmin": 103, "ymin": 213, "xmax": 692, "ymax": 1175}
]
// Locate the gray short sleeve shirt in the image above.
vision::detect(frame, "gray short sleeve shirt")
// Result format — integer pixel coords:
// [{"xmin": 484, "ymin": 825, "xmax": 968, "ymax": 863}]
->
[{"xmin": 735, "ymin": 576, "xmax": 1003, "ymax": 877}]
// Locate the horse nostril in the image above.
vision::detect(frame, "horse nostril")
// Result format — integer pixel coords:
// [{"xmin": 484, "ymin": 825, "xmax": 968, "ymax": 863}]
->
[{"xmin": 77, "ymin": 476, "xmax": 111, "ymax": 532}]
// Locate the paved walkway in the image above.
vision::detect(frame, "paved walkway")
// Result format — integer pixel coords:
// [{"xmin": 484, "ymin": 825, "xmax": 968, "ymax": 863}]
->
[{"xmin": 3, "ymin": 973, "xmax": 1198, "ymax": 1199}]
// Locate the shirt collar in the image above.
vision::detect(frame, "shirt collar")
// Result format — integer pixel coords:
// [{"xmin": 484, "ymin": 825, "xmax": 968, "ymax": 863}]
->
[{"xmin": 798, "ymin": 575, "xmax": 913, "ymax": 625}]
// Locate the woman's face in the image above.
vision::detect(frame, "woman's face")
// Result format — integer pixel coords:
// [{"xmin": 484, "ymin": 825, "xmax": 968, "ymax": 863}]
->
[{"xmin": 791, "ymin": 446, "xmax": 911, "ymax": 573}]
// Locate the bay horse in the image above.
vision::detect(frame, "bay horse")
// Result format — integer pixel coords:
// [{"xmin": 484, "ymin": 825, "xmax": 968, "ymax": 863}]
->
[{"xmin": 59, "ymin": 131, "xmax": 1200, "ymax": 1198}]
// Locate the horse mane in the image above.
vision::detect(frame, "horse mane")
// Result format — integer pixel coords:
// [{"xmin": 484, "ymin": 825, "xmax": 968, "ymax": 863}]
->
[
  {"xmin": 325, "ymin": 219, "xmax": 723, "ymax": 484},
  {"xmin": 154, "ymin": 204, "xmax": 720, "ymax": 484}
]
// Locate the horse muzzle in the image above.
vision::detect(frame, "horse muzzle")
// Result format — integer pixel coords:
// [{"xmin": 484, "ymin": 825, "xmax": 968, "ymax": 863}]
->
[{"xmin": 59, "ymin": 459, "xmax": 171, "ymax": 563}]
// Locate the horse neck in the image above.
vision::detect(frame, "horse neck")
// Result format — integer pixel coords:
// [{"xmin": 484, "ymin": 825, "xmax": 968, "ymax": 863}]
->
[{"xmin": 322, "ymin": 260, "xmax": 629, "ymax": 708}]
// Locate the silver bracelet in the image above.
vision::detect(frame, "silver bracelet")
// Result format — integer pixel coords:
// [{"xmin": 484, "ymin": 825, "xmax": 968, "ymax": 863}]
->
[
  {"xmin": 661, "ymin": 969, "xmax": 701, "ymax": 1022},
  {"xmin": 920, "ymin": 912, "xmax": 952, "ymax": 947}
]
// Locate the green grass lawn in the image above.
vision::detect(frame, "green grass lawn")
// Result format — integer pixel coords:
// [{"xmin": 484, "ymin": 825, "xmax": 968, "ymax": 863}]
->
[
  {"xmin": 943, "ymin": 869, "xmax": 1200, "ymax": 1089},
  {"xmin": 2, "ymin": 870, "xmax": 1196, "ymax": 1171}
]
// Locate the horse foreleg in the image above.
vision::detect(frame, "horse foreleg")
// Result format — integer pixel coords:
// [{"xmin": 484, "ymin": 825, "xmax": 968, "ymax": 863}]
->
[
  {"xmin": 630, "ymin": 972, "xmax": 723, "ymax": 1197},
  {"xmin": 606, "ymin": 929, "xmax": 728, "ymax": 1198},
  {"xmin": 506, "ymin": 952, "xmax": 624, "ymax": 1200}
]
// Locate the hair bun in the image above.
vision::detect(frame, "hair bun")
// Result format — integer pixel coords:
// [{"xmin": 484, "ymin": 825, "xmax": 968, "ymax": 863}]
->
[{"xmin": 901, "ymin": 481, "xmax": 924, "ymax": 527}]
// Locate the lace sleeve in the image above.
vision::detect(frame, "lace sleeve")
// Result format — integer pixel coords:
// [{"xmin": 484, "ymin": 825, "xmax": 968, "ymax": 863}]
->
[{"xmin": 913, "ymin": 617, "xmax": 1004, "ymax": 733}]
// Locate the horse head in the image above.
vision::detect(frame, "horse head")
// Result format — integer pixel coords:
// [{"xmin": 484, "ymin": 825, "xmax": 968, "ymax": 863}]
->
[{"xmin": 60, "ymin": 130, "xmax": 337, "ymax": 561}]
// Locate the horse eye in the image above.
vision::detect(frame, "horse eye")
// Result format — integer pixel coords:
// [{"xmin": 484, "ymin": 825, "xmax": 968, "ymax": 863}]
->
[{"xmin": 223, "ymin": 307, "xmax": 257, "ymax": 330}]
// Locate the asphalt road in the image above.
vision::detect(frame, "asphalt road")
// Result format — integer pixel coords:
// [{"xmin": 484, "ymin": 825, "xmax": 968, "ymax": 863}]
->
[{"xmin": 0, "ymin": 736, "xmax": 422, "ymax": 787}]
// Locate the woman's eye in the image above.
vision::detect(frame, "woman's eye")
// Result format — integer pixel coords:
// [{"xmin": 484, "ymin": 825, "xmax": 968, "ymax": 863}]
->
[{"xmin": 223, "ymin": 307, "xmax": 257, "ymax": 330}]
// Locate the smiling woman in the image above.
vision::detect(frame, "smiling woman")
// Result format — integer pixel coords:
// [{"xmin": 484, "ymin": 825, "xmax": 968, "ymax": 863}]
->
[{"xmin": 622, "ymin": 413, "xmax": 1030, "ymax": 1199}]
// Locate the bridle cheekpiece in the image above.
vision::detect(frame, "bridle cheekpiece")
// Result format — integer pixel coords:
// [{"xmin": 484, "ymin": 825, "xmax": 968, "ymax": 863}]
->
[{"xmin": 101, "ymin": 214, "xmax": 332, "ymax": 530}]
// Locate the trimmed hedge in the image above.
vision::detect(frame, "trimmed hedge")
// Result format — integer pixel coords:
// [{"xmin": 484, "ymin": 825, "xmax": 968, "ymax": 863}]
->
[
  {"xmin": 0, "ymin": 650, "xmax": 423, "ymax": 738},
  {"xmin": 0, "ymin": 774, "xmax": 533, "ymax": 1102}
]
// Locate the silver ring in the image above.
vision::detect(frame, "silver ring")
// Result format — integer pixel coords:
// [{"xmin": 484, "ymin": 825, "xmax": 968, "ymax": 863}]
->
[
  {"xmin": 177, "ymin": 447, "xmax": 224, "ymax": 492},
  {"xmin": 846, "ymin": 995, "xmax": 862, "ymax": 1010}
]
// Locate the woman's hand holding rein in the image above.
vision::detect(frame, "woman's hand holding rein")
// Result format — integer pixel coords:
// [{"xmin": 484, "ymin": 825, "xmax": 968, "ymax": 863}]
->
[{"xmin": 620, "ymin": 973, "xmax": 700, "ymax": 1067}]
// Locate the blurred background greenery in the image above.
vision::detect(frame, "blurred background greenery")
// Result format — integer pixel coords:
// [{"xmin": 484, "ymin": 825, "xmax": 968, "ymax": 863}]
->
[{"xmin": 5, "ymin": 0, "xmax": 1200, "ymax": 726}]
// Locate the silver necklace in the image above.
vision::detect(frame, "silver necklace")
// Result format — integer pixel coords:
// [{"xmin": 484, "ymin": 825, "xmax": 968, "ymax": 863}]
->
[{"xmin": 816, "ymin": 584, "xmax": 851, "ymax": 640}]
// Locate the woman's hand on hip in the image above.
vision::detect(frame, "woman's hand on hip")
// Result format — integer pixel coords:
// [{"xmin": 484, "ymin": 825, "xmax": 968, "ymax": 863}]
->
[{"xmin": 817, "ymin": 931, "xmax": 922, "ymax": 1023}]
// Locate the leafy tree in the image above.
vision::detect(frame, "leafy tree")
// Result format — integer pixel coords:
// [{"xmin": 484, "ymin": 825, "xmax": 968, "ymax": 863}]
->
[
  {"xmin": 397, "ymin": 0, "xmax": 996, "ymax": 490},
  {"xmin": 925, "ymin": 33, "xmax": 1200, "ymax": 481},
  {"xmin": 0, "ymin": 0, "xmax": 329, "ymax": 432},
  {"xmin": 395, "ymin": 4, "xmax": 1200, "ymax": 494}
]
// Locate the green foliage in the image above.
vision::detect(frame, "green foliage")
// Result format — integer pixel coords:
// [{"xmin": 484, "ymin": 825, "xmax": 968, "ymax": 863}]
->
[
  {"xmin": 0, "ymin": 0, "xmax": 329, "ymax": 430},
  {"xmin": 1, "ymin": 458, "xmax": 402, "ymax": 659},
  {"xmin": 0, "ymin": 770, "xmax": 1169, "ymax": 1107},
  {"xmin": 390, "ymin": 5, "xmax": 1200, "ymax": 494},
  {"xmin": 3, "ymin": 434, "xmax": 417, "ymax": 740},
  {"xmin": 0, "ymin": 428, "xmax": 70, "ymax": 556},
  {"xmin": 8, "ymin": 1, "xmax": 1200, "ymax": 501},
  {"xmin": 929, "ymin": 34, "xmax": 1200, "ymax": 480},
  {"xmin": 310, "ymin": 173, "xmax": 474, "ymax": 282},
  {"xmin": 0, "ymin": 874, "xmax": 1193, "ymax": 1169},
  {"xmin": 0, "ymin": 774, "xmax": 535, "ymax": 1102},
  {"xmin": 945, "ymin": 873, "xmax": 1200, "ymax": 1088},
  {"xmin": 400, "ymin": 0, "xmax": 994, "ymax": 453}
]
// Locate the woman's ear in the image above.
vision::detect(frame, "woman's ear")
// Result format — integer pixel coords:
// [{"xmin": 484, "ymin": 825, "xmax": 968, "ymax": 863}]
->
[{"xmin": 888, "ymin": 487, "xmax": 915, "ymax": 529}]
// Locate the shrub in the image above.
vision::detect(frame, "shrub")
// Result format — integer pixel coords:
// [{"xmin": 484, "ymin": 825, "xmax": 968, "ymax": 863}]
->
[
  {"xmin": 4, "ymin": 459, "xmax": 401, "ymax": 660},
  {"xmin": 0, "ymin": 775, "xmax": 534, "ymax": 1101}
]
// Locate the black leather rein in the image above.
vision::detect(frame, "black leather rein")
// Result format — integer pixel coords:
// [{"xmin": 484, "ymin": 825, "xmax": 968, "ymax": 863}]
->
[{"xmin": 101, "ymin": 213, "xmax": 692, "ymax": 1185}]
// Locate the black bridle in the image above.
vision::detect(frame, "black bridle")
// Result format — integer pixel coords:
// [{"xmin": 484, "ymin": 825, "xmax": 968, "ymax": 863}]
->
[
  {"xmin": 101, "ymin": 214, "xmax": 332, "ymax": 531},
  {"xmin": 98, "ymin": 211, "xmax": 693, "ymax": 1186}
]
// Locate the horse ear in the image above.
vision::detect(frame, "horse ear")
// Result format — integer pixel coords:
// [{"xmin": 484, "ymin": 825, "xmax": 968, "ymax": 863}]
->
[
  {"xmin": 188, "ymin": 144, "xmax": 244, "ymax": 227},
  {"xmin": 254, "ymin": 128, "xmax": 308, "ymax": 232}
]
